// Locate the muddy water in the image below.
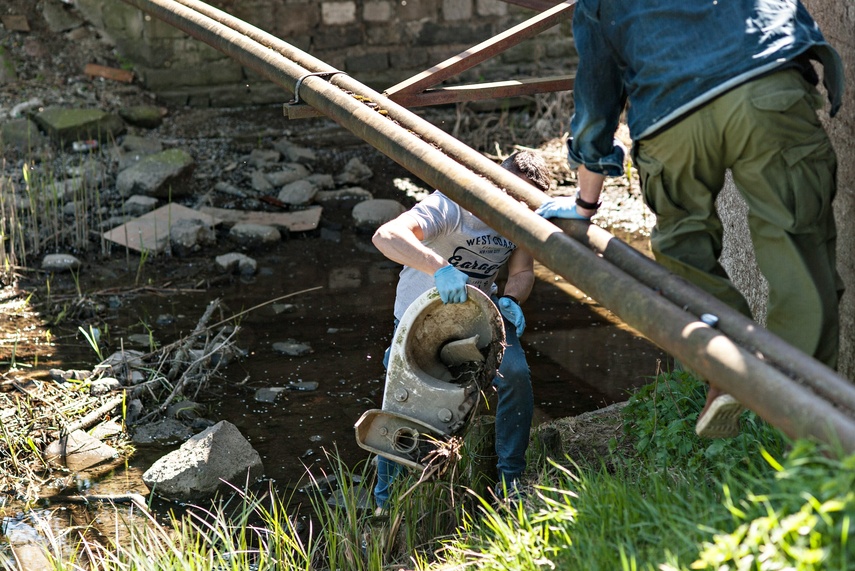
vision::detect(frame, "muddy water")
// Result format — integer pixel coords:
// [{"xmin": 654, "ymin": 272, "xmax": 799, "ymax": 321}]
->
[
  {"xmin": 115, "ymin": 229, "xmax": 665, "ymax": 489},
  {"xmin": 3, "ymin": 221, "xmax": 667, "ymax": 565}
]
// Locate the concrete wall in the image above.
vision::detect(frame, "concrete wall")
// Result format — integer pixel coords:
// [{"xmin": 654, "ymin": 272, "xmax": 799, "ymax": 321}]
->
[
  {"xmin": 75, "ymin": 0, "xmax": 576, "ymax": 107},
  {"xmin": 720, "ymin": 0, "xmax": 855, "ymax": 380}
]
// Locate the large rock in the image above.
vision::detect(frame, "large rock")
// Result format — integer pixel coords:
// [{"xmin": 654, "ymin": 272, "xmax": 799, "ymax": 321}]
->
[
  {"xmin": 352, "ymin": 199, "xmax": 407, "ymax": 232},
  {"xmin": 142, "ymin": 421, "xmax": 264, "ymax": 501},
  {"xmin": 33, "ymin": 107, "xmax": 126, "ymax": 149},
  {"xmin": 116, "ymin": 148, "xmax": 195, "ymax": 198}
]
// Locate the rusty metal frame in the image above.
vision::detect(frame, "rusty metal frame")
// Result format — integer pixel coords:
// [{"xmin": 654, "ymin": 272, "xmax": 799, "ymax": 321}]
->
[
  {"xmin": 286, "ymin": 0, "xmax": 575, "ymax": 119},
  {"xmin": 384, "ymin": 0, "xmax": 575, "ymax": 108}
]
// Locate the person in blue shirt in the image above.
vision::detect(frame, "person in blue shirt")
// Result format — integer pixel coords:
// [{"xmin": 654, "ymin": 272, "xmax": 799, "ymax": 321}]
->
[{"xmin": 536, "ymin": 1, "xmax": 844, "ymax": 438}]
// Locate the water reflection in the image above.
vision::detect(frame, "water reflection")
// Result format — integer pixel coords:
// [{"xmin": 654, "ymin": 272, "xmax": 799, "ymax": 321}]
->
[{"xmin": 11, "ymin": 226, "xmax": 666, "ymax": 557}]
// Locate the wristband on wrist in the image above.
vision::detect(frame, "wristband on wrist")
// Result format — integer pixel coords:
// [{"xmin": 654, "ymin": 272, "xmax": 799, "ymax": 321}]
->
[
  {"xmin": 501, "ymin": 295, "xmax": 519, "ymax": 305},
  {"xmin": 575, "ymin": 192, "xmax": 602, "ymax": 211}
]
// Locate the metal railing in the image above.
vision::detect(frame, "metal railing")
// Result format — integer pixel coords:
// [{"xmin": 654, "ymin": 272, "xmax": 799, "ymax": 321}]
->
[{"xmin": 120, "ymin": 0, "xmax": 855, "ymax": 451}]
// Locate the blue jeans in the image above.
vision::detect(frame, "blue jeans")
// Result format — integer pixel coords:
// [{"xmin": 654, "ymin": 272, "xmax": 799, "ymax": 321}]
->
[{"xmin": 374, "ymin": 311, "xmax": 533, "ymax": 508}]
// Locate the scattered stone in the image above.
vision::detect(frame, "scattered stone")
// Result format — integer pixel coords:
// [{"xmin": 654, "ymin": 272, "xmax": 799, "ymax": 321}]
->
[
  {"xmin": 335, "ymin": 157, "xmax": 373, "ymax": 185},
  {"xmin": 155, "ymin": 313, "xmax": 175, "ymax": 326},
  {"xmin": 0, "ymin": 118, "xmax": 46, "ymax": 150},
  {"xmin": 254, "ymin": 387, "xmax": 287, "ymax": 403},
  {"xmin": 48, "ymin": 368, "xmax": 93, "ymax": 382},
  {"xmin": 126, "ymin": 334, "xmax": 154, "ymax": 347},
  {"xmin": 272, "ymin": 339, "xmax": 312, "ymax": 356},
  {"xmin": 306, "ymin": 173, "xmax": 335, "ymax": 189},
  {"xmin": 116, "ymin": 135, "xmax": 164, "ymax": 170},
  {"xmin": 91, "ymin": 419, "xmax": 124, "ymax": 440},
  {"xmin": 250, "ymin": 170, "xmax": 273, "ymax": 192},
  {"xmin": 229, "ymin": 223, "xmax": 281, "ymax": 248},
  {"xmin": 33, "ymin": 106, "xmax": 125, "ymax": 149},
  {"xmin": 132, "ymin": 418, "xmax": 193, "ymax": 446},
  {"xmin": 41, "ymin": 0, "xmax": 84, "ymax": 33},
  {"xmin": 125, "ymin": 398, "xmax": 144, "ymax": 425},
  {"xmin": 315, "ymin": 186, "xmax": 373, "ymax": 207},
  {"xmin": 170, "ymin": 217, "xmax": 216, "ymax": 256},
  {"xmin": 123, "ymin": 195, "xmax": 158, "ymax": 216},
  {"xmin": 277, "ymin": 179, "xmax": 318, "ymax": 206},
  {"xmin": 118, "ymin": 105, "xmax": 165, "ymax": 128},
  {"xmin": 215, "ymin": 252, "xmax": 258, "ymax": 276},
  {"xmin": 265, "ymin": 163, "xmax": 311, "ymax": 186},
  {"xmin": 115, "ymin": 148, "xmax": 195, "ymax": 198},
  {"xmin": 351, "ymin": 199, "xmax": 407, "ymax": 232},
  {"xmin": 272, "ymin": 303, "xmax": 296, "ymax": 314},
  {"xmin": 45, "ymin": 429, "xmax": 119, "ymax": 471},
  {"xmin": 273, "ymin": 139, "xmax": 317, "ymax": 164},
  {"xmin": 42, "ymin": 253, "xmax": 82, "ymax": 272},
  {"xmin": 289, "ymin": 381, "xmax": 319, "ymax": 391},
  {"xmin": 128, "ymin": 370, "xmax": 146, "ymax": 385},
  {"xmin": 142, "ymin": 421, "xmax": 264, "ymax": 501},
  {"xmin": 248, "ymin": 148, "xmax": 281, "ymax": 167},
  {"xmin": 96, "ymin": 350, "xmax": 146, "ymax": 379},
  {"xmin": 214, "ymin": 181, "xmax": 247, "ymax": 198},
  {"xmin": 89, "ymin": 377, "xmax": 122, "ymax": 396}
]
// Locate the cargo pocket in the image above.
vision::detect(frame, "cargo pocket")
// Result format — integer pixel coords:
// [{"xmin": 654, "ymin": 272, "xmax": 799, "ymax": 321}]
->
[
  {"xmin": 634, "ymin": 151, "xmax": 683, "ymax": 218},
  {"xmin": 780, "ymin": 134, "xmax": 836, "ymax": 236},
  {"xmin": 750, "ymin": 89, "xmax": 807, "ymax": 113}
]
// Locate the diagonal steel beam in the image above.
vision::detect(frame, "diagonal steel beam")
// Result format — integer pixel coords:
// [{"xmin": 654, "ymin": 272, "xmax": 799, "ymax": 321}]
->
[{"xmin": 384, "ymin": 0, "xmax": 576, "ymax": 101}]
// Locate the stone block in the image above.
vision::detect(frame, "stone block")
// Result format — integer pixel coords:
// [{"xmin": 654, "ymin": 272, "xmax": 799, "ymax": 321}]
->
[
  {"xmin": 416, "ymin": 21, "xmax": 492, "ymax": 46},
  {"xmin": 476, "ymin": 0, "xmax": 507, "ymax": 17},
  {"xmin": 398, "ymin": 0, "xmax": 440, "ymax": 21},
  {"xmin": 390, "ymin": 48, "xmax": 430, "ymax": 70},
  {"xmin": 321, "ymin": 1, "xmax": 357, "ymax": 25},
  {"xmin": 274, "ymin": 4, "xmax": 320, "ymax": 36},
  {"xmin": 442, "ymin": 0, "xmax": 472, "ymax": 21},
  {"xmin": 346, "ymin": 52, "xmax": 390, "ymax": 73},
  {"xmin": 313, "ymin": 25, "xmax": 362, "ymax": 50},
  {"xmin": 364, "ymin": 1, "xmax": 393, "ymax": 22}
]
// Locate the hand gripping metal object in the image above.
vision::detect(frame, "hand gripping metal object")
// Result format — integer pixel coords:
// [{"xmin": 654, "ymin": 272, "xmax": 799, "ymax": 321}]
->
[{"xmin": 354, "ymin": 286, "xmax": 505, "ymax": 469}]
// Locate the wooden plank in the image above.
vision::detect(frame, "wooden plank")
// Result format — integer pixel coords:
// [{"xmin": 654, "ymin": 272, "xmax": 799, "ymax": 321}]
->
[
  {"xmin": 84, "ymin": 63, "xmax": 135, "ymax": 83},
  {"xmin": 102, "ymin": 203, "xmax": 221, "ymax": 254},
  {"xmin": 199, "ymin": 206, "xmax": 323, "ymax": 233}
]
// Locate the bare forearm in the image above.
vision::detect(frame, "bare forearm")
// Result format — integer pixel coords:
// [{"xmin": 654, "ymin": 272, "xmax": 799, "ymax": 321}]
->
[
  {"xmin": 503, "ymin": 269, "xmax": 534, "ymax": 304},
  {"xmin": 372, "ymin": 220, "xmax": 447, "ymax": 274},
  {"xmin": 577, "ymin": 165, "xmax": 606, "ymax": 218}
]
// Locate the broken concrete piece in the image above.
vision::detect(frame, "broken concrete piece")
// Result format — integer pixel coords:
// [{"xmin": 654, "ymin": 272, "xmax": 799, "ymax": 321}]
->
[
  {"xmin": 102, "ymin": 203, "xmax": 220, "ymax": 254},
  {"xmin": 200, "ymin": 205, "xmax": 321, "ymax": 233},
  {"xmin": 45, "ymin": 430, "xmax": 119, "ymax": 471}
]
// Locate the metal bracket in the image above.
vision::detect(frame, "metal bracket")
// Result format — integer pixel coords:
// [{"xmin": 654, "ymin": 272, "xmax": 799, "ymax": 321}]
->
[{"xmin": 286, "ymin": 70, "xmax": 346, "ymax": 105}]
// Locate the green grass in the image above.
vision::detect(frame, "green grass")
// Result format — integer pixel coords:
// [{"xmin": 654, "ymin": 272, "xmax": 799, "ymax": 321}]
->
[{"xmin": 11, "ymin": 372, "xmax": 855, "ymax": 571}]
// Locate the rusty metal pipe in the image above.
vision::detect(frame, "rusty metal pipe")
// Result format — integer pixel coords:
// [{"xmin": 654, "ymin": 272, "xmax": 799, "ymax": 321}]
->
[
  {"xmin": 491, "ymin": 180, "xmax": 855, "ymax": 415},
  {"xmin": 120, "ymin": 0, "xmax": 855, "ymax": 450}
]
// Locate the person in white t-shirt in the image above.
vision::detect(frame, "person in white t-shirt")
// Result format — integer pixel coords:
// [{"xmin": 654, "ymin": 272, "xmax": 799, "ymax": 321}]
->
[{"xmin": 371, "ymin": 151, "xmax": 551, "ymax": 508}]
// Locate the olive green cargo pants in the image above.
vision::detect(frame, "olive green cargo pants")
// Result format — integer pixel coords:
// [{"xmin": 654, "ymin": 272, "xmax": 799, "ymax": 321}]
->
[{"xmin": 634, "ymin": 68, "xmax": 842, "ymax": 368}]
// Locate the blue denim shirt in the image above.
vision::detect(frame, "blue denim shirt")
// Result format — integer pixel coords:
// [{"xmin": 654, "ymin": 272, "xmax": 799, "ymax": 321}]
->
[{"xmin": 568, "ymin": 0, "xmax": 845, "ymax": 177}]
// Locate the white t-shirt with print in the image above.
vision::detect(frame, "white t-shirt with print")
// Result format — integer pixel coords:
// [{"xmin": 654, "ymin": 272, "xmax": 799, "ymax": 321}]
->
[{"xmin": 393, "ymin": 191, "xmax": 517, "ymax": 321}]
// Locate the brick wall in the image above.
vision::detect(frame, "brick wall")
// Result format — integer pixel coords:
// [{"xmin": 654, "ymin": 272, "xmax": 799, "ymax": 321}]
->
[{"xmin": 75, "ymin": 0, "xmax": 576, "ymax": 108}]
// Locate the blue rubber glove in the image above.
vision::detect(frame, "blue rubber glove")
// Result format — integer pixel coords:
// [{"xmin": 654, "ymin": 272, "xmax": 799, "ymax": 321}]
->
[
  {"xmin": 434, "ymin": 265, "xmax": 469, "ymax": 304},
  {"xmin": 498, "ymin": 296, "xmax": 525, "ymax": 338},
  {"xmin": 535, "ymin": 198, "xmax": 591, "ymax": 220}
]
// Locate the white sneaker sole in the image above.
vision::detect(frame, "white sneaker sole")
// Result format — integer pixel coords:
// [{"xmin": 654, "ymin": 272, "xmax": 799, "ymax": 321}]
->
[{"xmin": 695, "ymin": 394, "xmax": 744, "ymax": 438}]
